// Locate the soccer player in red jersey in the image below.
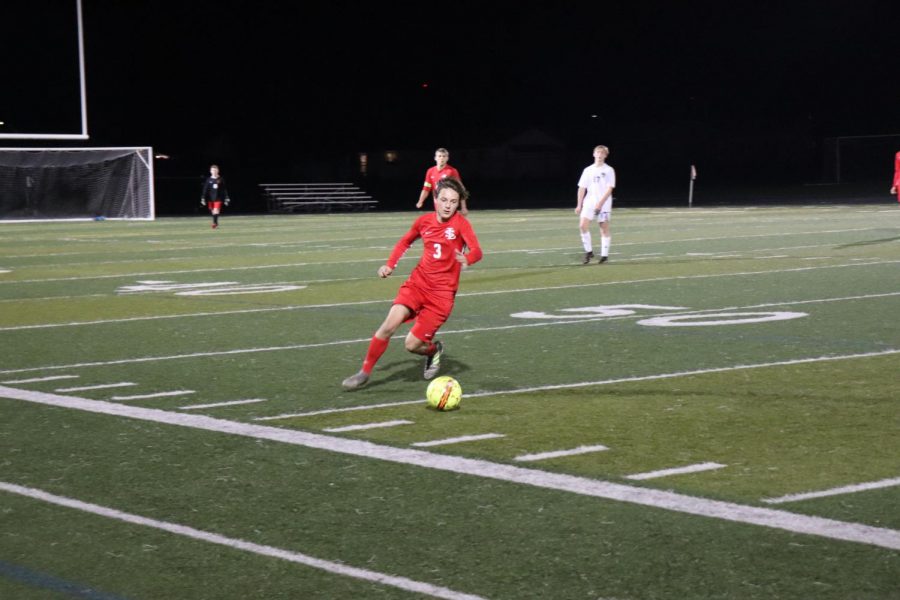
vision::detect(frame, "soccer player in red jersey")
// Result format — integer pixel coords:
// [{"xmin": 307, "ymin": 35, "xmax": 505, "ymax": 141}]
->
[
  {"xmin": 415, "ymin": 147, "xmax": 468, "ymax": 215},
  {"xmin": 200, "ymin": 164, "xmax": 230, "ymax": 229},
  {"xmin": 891, "ymin": 151, "xmax": 900, "ymax": 204},
  {"xmin": 343, "ymin": 177, "xmax": 482, "ymax": 390}
]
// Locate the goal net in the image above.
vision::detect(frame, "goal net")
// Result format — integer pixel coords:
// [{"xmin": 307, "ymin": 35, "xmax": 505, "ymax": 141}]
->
[
  {"xmin": 0, "ymin": 147, "xmax": 155, "ymax": 222},
  {"xmin": 822, "ymin": 134, "xmax": 900, "ymax": 184}
]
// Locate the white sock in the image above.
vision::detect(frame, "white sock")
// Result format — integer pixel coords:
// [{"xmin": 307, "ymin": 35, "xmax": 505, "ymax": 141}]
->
[
  {"xmin": 601, "ymin": 235, "xmax": 611, "ymax": 257},
  {"xmin": 580, "ymin": 231, "xmax": 592, "ymax": 252}
]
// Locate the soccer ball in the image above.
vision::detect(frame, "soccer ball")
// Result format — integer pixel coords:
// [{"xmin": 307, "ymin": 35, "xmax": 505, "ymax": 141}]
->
[{"xmin": 426, "ymin": 376, "xmax": 462, "ymax": 411}]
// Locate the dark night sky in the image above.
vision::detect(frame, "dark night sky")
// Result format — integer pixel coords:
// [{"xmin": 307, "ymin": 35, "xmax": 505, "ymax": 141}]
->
[{"xmin": 3, "ymin": 0, "xmax": 900, "ymax": 202}]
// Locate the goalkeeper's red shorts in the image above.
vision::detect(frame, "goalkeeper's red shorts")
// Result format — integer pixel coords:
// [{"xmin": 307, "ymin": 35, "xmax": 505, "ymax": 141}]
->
[
  {"xmin": 208, "ymin": 201, "xmax": 223, "ymax": 210},
  {"xmin": 394, "ymin": 281, "xmax": 455, "ymax": 343}
]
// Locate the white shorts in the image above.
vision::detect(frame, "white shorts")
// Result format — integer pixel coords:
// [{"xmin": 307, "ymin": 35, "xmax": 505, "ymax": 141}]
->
[{"xmin": 580, "ymin": 197, "xmax": 613, "ymax": 223}]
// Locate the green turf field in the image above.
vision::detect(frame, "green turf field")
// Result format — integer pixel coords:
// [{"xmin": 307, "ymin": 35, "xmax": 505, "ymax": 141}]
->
[{"xmin": 1, "ymin": 205, "xmax": 898, "ymax": 599}]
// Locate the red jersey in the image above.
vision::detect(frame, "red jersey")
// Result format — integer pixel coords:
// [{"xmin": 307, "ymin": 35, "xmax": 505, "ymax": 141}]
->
[
  {"xmin": 422, "ymin": 165, "xmax": 462, "ymax": 196},
  {"xmin": 894, "ymin": 151, "xmax": 900, "ymax": 188},
  {"xmin": 387, "ymin": 212, "xmax": 482, "ymax": 292}
]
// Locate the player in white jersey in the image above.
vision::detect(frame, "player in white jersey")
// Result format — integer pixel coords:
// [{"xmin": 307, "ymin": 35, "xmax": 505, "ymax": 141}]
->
[{"xmin": 575, "ymin": 145, "xmax": 616, "ymax": 264}]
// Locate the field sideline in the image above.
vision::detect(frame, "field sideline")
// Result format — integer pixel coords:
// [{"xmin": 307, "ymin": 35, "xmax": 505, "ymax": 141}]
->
[{"xmin": 1, "ymin": 205, "xmax": 899, "ymax": 599}]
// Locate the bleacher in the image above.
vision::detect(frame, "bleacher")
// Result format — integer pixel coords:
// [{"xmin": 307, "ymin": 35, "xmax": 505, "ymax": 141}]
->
[{"xmin": 260, "ymin": 182, "xmax": 377, "ymax": 213}]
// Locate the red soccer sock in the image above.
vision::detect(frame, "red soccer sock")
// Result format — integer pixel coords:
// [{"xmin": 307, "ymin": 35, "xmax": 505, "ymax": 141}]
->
[{"xmin": 361, "ymin": 335, "xmax": 390, "ymax": 374}]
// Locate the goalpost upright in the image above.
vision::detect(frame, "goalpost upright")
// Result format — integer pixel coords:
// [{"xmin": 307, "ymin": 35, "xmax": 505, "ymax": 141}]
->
[{"xmin": 0, "ymin": 0, "xmax": 88, "ymax": 141}]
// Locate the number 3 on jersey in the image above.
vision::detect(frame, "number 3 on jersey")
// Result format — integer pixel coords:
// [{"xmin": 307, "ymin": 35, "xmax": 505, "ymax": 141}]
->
[{"xmin": 433, "ymin": 243, "xmax": 442, "ymax": 259}]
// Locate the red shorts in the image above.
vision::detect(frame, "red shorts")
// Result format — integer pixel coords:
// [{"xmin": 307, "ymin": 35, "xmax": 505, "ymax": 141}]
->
[
  {"xmin": 394, "ymin": 281, "xmax": 455, "ymax": 343},
  {"xmin": 208, "ymin": 201, "xmax": 223, "ymax": 210}
]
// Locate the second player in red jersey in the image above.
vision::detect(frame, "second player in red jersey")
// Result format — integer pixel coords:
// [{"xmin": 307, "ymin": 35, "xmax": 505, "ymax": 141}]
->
[
  {"xmin": 343, "ymin": 177, "xmax": 482, "ymax": 390},
  {"xmin": 891, "ymin": 151, "xmax": 900, "ymax": 204},
  {"xmin": 415, "ymin": 147, "xmax": 468, "ymax": 215}
]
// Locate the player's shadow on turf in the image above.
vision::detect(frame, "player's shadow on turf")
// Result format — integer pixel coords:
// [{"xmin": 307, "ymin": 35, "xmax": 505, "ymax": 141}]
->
[
  {"xmin": 365, "ymin": 358, "xmax": 472, "ymax": 388},
  {"xmin": 834, "ymin": 236, "xmax": 900, "ymax": 249}
]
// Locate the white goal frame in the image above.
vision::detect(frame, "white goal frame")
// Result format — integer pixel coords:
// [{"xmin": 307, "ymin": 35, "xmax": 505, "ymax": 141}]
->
[
  {"xmin": 0, "ymin": 0, "xmax": 88, "ymax": 140},
  {"xmin": 0, "ymin": 146, "xmax": 155, "ymax": 222}
]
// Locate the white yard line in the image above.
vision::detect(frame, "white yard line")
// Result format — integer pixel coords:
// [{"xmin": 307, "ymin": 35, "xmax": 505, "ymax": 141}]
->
[
  {"xmin": 0, "ymin": 338, "xmax": 373, "ymax": 375},
  {"xmin": 0, "ymin": 481, "xmax": 485, "ymax": 600},
  {"xmin": 0, "ymin": 293, "xmax": 109, "ymax": 304},
  {"xmin": 515, "ymin": 444, "xmax": 609, "ymax": 462},
  {"xmin": 56, "ymin": 382, "xmax": 136, "ymax": 392},
  {"xmin": 256, "ymin": 349, "xmax": 900, "ymax": 420},
  {"xmin": 110, "ymin": 390, "xmax": 195, "ymax": 401},
  {"xmin": 0, "ymin": 225, "xmax": 881, "ymax": 278},
  {"xmin": 1, "ymin": 260, "xmax": 897, "ymax": 333},
  {"xmin": 762, "ymin": 477, "xmax": 900, "ymax": 505},
  {"xmin": 626, "ymin": 462, "xmax": 727, "ymax": 481},
  {"xmin": 0, "ymin": 302, "xmax": 385, "ymax": 332},
  {"xmin": 323, "ymin": 420, "xmax": 414, "ymax": 433},
  {"xmin": 411, "ymin": 433, "xmax": 506, "ymax": 447},
  {"xmin": 0, "ymin": 260, "xmax": 380, "ymax": 286},
  {"xmin": 179, "ymin": 398, "xmax": 268, "ymax": 410},
  {"xmin": 459, "ymin": 350, "xmax": 900, "ymax": 400},
  {"xmin": 458, "ymin": 261, "xmax": 897, "ymax": 300},
  {"xmin": 0, "ymin": 240, "xmax": 847, "ymax": 306},
  {"xmin": 3, "ymin": 289, "xmax": 899, "ymax": 377},
  {"xmin": 1, "ymin": 375, "xmax": 79, "ymax": 384},
  {"xmin": 256, "ymin": 398, "xmax": 424, "ymax": 421},
  {"xmin": 1, "ymin": 386, "xmax": 898, "ymax": 551},
  {"xmin": 0, "ymin": 227, "xmax": 881, "ymax": 284}
]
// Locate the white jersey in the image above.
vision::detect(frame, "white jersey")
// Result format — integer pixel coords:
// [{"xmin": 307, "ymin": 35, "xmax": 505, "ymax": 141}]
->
[
  {"xmin": 578, "ymin": 162, "xmax": 615, "ymax": 220},
  {"xmin": 578, "ymin": 162, "xmax": 615, "ymax": 204}
]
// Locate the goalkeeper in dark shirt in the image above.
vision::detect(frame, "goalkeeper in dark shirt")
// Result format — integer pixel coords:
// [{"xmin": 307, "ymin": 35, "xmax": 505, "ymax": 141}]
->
[{"xmin": 201, "ymin": 164, "xmax": 230, "ymax": 229}]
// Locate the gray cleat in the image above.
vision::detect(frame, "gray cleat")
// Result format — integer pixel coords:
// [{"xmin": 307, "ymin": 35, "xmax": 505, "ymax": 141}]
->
[
  {"xmin": 423, "ymin": 341, "xmax": 444, "ymax": 380},
  {"xmin": 342, "ymin": 370, "xmax": 370, "ymax": 390}
]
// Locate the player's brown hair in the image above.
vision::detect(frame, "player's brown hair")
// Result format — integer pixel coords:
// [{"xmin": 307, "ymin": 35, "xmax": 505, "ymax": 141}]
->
[{"xmin": 435, "ymin": 177, "xmax": 469, "ymax": 202}]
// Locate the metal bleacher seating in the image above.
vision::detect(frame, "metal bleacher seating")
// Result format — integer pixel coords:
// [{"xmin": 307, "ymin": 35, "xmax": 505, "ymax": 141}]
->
[{"xmin": 260, "ymin": 182, "xmax": 377, "ymax": 213}]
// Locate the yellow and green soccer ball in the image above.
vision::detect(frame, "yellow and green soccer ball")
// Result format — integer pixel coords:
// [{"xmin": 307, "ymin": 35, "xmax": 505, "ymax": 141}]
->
[{"xmin": 426, "ymin": 376, "xmax": 462, "ymax": 411}]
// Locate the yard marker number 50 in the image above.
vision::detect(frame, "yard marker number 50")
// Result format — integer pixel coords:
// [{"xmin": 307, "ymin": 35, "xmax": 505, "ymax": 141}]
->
[{"xmin": 511, "ymin": 305, "xmax": 807, "ymax": 327}]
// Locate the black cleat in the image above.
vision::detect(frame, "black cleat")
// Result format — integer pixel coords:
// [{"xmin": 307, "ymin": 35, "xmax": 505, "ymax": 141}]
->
[
  {"xmin": 598, "ymin": 256, "xmax": 608, "ymax": 264},
  {"xmin": 582, "ymin": 251, "xmax": 594, "ymax": 265}
]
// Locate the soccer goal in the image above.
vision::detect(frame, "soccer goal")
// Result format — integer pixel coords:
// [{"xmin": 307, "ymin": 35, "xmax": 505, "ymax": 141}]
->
[
  {"xmin": 822, "ymin": 134, "xmax": 900, "ymax": 184},
  {"xmin": 0, "ymin": 147, "xmax": 155, "ymax": 222}
]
